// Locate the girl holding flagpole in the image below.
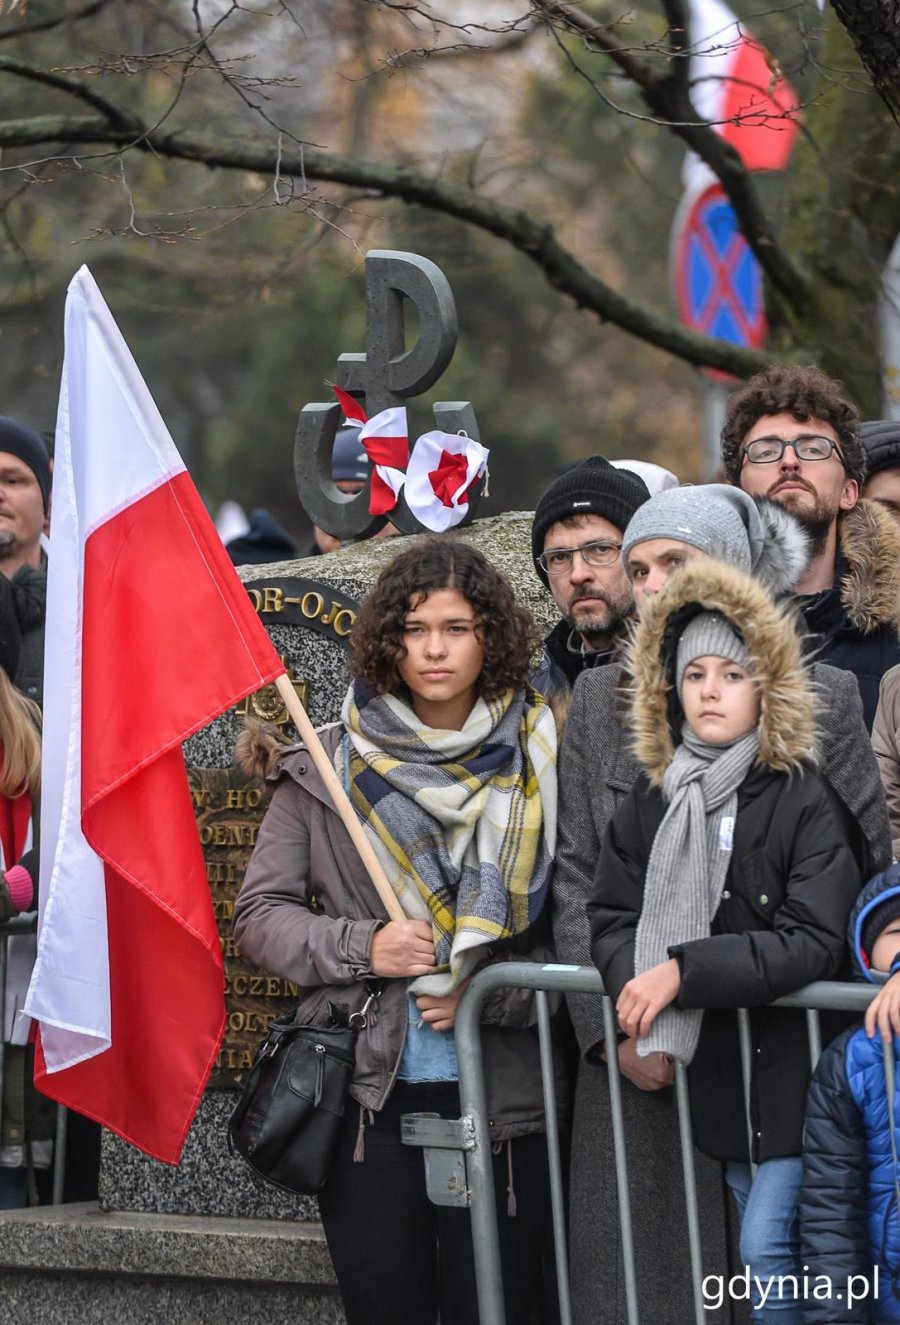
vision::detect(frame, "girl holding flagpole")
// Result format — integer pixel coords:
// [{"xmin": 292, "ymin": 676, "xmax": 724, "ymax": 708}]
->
[{"xmin": 234, "ymin": 536, "xmax": 567, "ymax": 1325}]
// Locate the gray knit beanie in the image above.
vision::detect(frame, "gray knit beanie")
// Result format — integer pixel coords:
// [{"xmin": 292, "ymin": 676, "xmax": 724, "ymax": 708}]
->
[
  {"xmin": 621, "ymin": 484, "xmax": 764, "ymax": 578},
  {"xmin": 676, "ymin": 612, "xmax": 751, "ymax": 693}
]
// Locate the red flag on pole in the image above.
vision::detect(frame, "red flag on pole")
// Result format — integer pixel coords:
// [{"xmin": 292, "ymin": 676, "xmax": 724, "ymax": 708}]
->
[{"xmin": 25, "ymin": 266, "xmax": 285, "ymax": 1163}]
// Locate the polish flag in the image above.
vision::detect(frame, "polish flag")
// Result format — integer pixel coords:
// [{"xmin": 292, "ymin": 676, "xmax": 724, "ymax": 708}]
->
[
  {"xmin": 24, "ymin": 266, "xmax": 284, "ymax": 1164},
  {"xmin": 683, "ymin": 0, "xmax": 800, "ymax": 194}
]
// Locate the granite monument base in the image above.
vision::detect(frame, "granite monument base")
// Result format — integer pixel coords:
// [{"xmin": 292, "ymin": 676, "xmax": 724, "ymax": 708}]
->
[{"xmin": 0, "ymin": 1203, "xmax": 344, "ymax": 1324}]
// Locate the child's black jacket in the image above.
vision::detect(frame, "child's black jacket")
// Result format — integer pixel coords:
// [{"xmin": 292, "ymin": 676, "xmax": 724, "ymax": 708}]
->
[{"xmin": 587, "ymin": 559, "xmax": 861, "ymax": 1164}]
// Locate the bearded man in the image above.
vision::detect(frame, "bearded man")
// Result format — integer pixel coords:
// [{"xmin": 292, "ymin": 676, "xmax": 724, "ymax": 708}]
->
[
  {"xmin": 530, "ymin": 455, "xmax": 649, "ymax": 701},
  {"xmin": 722, "ymin": 364, "xmax": 900, "ymax": 728}
]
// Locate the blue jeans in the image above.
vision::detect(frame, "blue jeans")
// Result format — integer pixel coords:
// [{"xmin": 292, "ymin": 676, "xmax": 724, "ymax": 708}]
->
[
  {"xmin": 725, "ymin": 1158, "xmax": 804, "ymax": 1324},
  {"xmin": 0, "ymin": 1166, "xmax": 28, "ymax": 1209}
]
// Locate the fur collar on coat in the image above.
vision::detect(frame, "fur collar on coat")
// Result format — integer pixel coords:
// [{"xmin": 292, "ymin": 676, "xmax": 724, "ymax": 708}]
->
[
  {"xmin": 836, "ymin": 499, "xmax": 900, "ymax": 635},
  {"xmin": 625, "ymin": 560, "xmax": 817, "ymax": 787}
]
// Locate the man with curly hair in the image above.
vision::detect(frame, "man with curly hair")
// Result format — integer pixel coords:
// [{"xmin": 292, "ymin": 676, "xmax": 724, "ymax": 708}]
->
[{"xmin": 721, "ymin": 364, "xmax": 900, "ymax": 727}]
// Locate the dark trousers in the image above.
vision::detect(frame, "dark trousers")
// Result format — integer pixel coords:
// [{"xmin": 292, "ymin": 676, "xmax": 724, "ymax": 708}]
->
[{"xmin": 317, "ymin": 1080, "xmax": 552, "ymax": 1325}]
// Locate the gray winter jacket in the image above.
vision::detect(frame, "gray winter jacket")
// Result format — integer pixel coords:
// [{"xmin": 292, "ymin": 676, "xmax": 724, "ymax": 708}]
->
[
  {"xmin": 233, "ymin": 725, "xmax": 568, "ymax": 1140},
  {"xmin": 553, "ymin": 658, "xmax": 891, "ymax": 1059}
]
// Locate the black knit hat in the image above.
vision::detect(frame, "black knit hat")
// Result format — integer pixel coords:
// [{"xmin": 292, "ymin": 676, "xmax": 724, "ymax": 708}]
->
[
  {"xmin": 861, "ymin": 890, "xmax": 900, "ymax": 968},
  {"xmin": 0, "ymin": 417, "xmax": 51, "ymax": 514},
  {"xmin": 860, "ymin": 420, "xmax": 900, "ymax": 480},
  {"xmin": 531, "ymin": 455, "xmax": 650, "ymax": 587}
]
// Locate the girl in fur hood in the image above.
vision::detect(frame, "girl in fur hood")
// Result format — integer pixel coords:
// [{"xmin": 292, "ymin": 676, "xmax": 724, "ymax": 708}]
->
[{"xmin": 588, "ymin": 558, "xmax": 861, "ymax": 1323}]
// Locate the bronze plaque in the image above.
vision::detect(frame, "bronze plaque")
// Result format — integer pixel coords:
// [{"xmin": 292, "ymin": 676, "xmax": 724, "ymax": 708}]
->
[{"xmin": 189, "ymin": 765, "xmax": 298, "ymax": 1087}]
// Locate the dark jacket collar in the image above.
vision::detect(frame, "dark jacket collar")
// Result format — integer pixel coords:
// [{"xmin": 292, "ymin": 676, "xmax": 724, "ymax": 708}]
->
[{"xmin": 543, "ymin": 617, "xmax": 619, "ymax": 686}]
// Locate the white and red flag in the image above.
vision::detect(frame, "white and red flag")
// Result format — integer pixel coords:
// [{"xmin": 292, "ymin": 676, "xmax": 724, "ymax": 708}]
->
[
  {"xmin": 332, "ymin": 385, "xmax": 408, "ymax": 515},
  {"xmin": 682, "ymin": 0, "xmax": 800, "ymax": 195},
  {"xmin": 25, "ymin": 265, "xmax": 284, "ymax": 1164}
]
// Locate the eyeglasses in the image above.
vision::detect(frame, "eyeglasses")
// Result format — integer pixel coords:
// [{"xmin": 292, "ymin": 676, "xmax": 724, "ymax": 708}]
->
[
  {"xmin": 537, "ymin": 540, "xmax": 623, "ymax": 576},
  {"xmin": 741, "ymin": 435, "xmax": 844, "ymax": 465}
]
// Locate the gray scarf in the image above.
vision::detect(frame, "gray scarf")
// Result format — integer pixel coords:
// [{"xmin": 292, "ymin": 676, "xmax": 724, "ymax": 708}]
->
[{"xmin": 634, "ymin": 724, "xmax": 760, "ymax": 1064}]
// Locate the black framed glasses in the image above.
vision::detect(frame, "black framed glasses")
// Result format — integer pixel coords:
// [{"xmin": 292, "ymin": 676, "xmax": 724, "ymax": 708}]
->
[
  {"xmin": 537, "ymin": 539, "xmax": 623, "ymax": 576},
  {"xmin": 741, "ymin": 435, "xmax": 844, "ymax": 465}
]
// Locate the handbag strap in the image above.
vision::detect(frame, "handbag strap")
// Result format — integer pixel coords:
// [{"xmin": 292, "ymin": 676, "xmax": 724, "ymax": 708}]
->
[{"xmin": 328, "ymin": 979, "xmax": 385, "ymax": 1032}]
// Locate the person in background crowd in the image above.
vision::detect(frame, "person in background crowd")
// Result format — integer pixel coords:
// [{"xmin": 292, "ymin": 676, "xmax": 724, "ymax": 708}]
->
[
  {"xmin": 225, "ymin": 508, "xmax": 299, "ymax": 566},
  {"xmin": 611, "ymin": 457, "xmax": 679, "ymax": 495},
  {"xmin": 872, "ymin": 661, "xmax": 900, "ymax": 859},
  {"xmin": 860, "ymin": 418, "xmax": 900, "ymax": 530},
  {"xmin": 0, "ymin": 418, "xmax": 50, "ymax": 582},
  {"xmin": 233, "ymin": 537, "xmax": 567, "ymax": 1325},
  {"xmin": 589, "ymin": 558, "xmax": 860, "ymax": 1324},
  {"xmin": 0, "ymin": 571, "xmax": 49, "ymax": 1209},
  {"xmin": 0, "ymin": 419, "xmax": 50, "ymax": 707},
  {"xmin": 310, "ymin": 426, "xmax": 398, "ymax": 555},
  {"xmin": 553, "ymin": 483, "xmax": 889, "ymax": 1325},
  {"xmin": 800, "ymin": 867, "xmax": 900, "ymax": 1323},
  {"xmin": 721, "ymin": 365, "xmax": 900, "ymax": 729},
  {"xmin": 530, "ymin": 455, "xmax": 650, "ymax": 701}
]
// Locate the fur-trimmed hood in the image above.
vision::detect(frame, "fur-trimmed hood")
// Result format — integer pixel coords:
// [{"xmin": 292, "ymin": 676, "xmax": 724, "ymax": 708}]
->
[
  {"xmin": 837, "ymin": 499, "xmax": 900, "ymax": 635},
  {"xmin": 625, "ymin": 560, "xmax": 817, "ymax": 787},
  {"xmin": 235, "ymin": 717, "xmax": 301, "ymax": 781},
  {"xmin": 752, "ymin": 497, "xmax": 811, "ymax": 596}
]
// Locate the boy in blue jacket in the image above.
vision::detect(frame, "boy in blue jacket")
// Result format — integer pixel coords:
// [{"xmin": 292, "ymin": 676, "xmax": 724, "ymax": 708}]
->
[{"xmin": 800, "ymin": 866, "xmax": 900, "ymax": 1324}]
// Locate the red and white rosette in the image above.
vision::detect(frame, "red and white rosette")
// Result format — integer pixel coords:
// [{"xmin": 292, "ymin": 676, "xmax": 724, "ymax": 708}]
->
[
  {"xmin": 404, "ymin": 431, "xmax": 489, "ymax": 532},
  {"xmin": 332, "ymin": 386, "xmax": 408, "ymax": 516}
]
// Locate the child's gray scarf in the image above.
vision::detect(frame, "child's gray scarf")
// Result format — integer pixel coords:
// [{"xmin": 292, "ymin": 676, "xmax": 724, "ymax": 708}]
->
[{"xmin": 634, "ymin": 724, "xmax": 760, "ymax": 1065}]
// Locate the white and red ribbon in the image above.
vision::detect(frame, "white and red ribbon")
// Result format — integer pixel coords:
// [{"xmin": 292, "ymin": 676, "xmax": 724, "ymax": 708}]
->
[
  {"xmin": 405, "ymin": 431, "xmax": 489, "ymax": 533},
  {"xmin": 332, "ymin": 386, "xmax": 408, "ymax": 516},
  {"xmin": 330, "ymin": 388, "xmax": 488, "ymax": 530}
]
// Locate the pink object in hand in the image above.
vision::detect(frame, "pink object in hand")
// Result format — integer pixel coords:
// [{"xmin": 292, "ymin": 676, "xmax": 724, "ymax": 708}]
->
[{"xmin": 4, "ymin": 863, "xmax": 34, "ymax": 913}]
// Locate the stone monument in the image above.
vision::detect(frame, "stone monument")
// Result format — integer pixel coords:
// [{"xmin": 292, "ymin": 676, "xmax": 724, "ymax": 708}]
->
[{"xmin": 0, "ymin": 252, "xmax": 555, "ymax": 1324}]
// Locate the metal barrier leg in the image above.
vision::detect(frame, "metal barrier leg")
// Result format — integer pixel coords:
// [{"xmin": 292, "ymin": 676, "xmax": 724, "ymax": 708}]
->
[
  {"xmin": 806, "ymin": 1009, "xmax": 822, "ymax": 1072},
  {"xmin": 52, "ymin": 1105, "xmax": 68, "ymax": 1206},
  {"xmin": 674, "ymin": 1063, "xmax": 706, "ymax": 1325},
  {"xmin": 456, "ymin": 985, "xmax": 507, "ymax": 1325},
  {"xmin": 601, "ymin": 996, "xmax": 640, "ymax": 1325},
  {"xmin": 535, "ymin": 989, "xmax": 573, "ymax": 1325},
  {"xmin": 736, "ymin": 1008, "xmax": 757, "ymax": 1179}
]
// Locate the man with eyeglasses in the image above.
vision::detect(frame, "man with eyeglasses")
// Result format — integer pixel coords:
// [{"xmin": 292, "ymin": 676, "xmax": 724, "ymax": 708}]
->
[
  {"xmin": 530, "ymin": 455, "xmax": 650, "ymax": 700},
  {"xmin": 722, "ymin": 363, "xmax": 900, "ymax": 728}
]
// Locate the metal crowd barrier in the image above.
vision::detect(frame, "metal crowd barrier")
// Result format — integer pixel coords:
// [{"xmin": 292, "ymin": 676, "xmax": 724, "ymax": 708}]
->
[
  {"xmin": 0, "ymin": 915, "xmax": 68, "ymax": 1206},
  {"xmin": 401, "ymin": 962, "xmax": 881, "ymax": 1325}
]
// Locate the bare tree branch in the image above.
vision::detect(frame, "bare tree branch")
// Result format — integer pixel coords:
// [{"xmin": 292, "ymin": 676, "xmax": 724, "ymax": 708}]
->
[
  {"xmin": 0, "ymin": 106, "xmax": 774, "ymax": 376},
  {"xmin": 0, "ymin": 0, "xmax": 111, "ymax": 44},
  {"xmin": 534, "ymin": 0, "xmax": 810, "ymax": 312}
]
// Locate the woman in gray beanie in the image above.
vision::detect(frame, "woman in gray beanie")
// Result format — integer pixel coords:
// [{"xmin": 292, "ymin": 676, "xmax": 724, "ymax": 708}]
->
[{"xmin": 621, "ymin": 483, "xmax": 808, "ymax": 598}]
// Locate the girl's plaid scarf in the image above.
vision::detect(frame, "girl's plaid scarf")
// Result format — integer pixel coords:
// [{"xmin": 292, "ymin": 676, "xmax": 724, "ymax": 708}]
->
[{"xmin": 340, "ymin": 679, "xmax": 557, "ymax": 994}]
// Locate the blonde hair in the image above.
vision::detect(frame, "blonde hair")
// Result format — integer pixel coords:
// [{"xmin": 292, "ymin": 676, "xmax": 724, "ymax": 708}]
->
[{"xmin": 0, "ymin": 667, "xmax": 40, "ymax": 798}]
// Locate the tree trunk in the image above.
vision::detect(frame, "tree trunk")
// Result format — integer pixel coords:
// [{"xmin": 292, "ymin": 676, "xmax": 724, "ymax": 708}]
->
[
  {"xmin": 777, "ymin": 17, "xmax": 900, "ymax": 411},
  {"xmin": 833, "ymin": 0, "xmax": 900, "ymax": 124}
]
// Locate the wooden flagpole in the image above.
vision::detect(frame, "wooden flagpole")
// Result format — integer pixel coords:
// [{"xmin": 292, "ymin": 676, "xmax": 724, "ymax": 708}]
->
[{"xmin": 274, "ymin": 673, "xmax": 406, "ymax": 923}]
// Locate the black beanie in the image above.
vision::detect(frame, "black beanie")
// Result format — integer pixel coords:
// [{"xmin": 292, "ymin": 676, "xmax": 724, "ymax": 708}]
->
[
  {"xmin": 531, "ymin": 455, "xmax": 650, "ymax": 587},
  {"xmin": 0, "ymin": 417, "xmax": 51, "ymax": 514},
  {"xmin": 861, "ymin": 890, "xmax": 900, "ymax": 968},
  {"xmin": 860, "ymin": 420, "xmax": 900, "ymax": 480}
]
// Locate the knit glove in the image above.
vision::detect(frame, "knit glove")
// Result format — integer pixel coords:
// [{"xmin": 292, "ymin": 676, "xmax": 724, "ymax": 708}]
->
[{"xmin": 0, "ymin": 863, "xmax": 34, "ymax": 923}]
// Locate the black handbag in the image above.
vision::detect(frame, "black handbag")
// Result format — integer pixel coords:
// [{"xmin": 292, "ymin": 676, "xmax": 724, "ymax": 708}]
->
[{"xmin": 228, "ymin": 984, "xmax": 381, "ymax": 1195}]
